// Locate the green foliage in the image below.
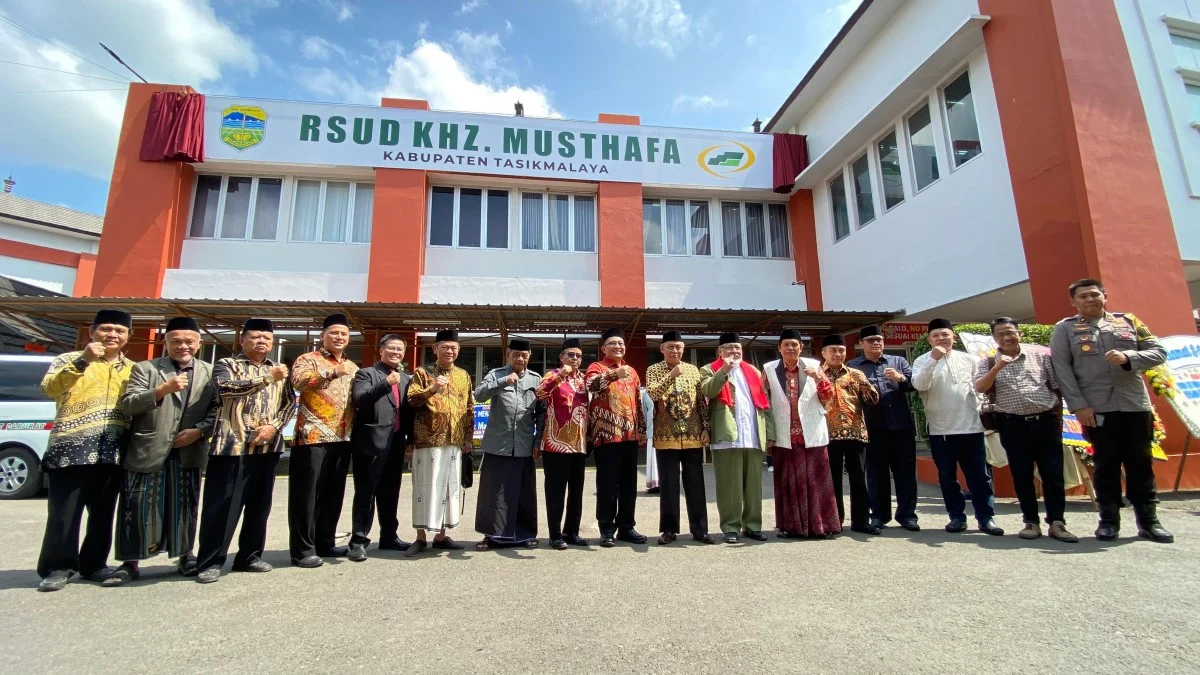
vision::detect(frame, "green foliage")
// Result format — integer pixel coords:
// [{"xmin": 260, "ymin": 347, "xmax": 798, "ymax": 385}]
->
[{"xmin": 908, "ymin": 322, "xmax": 1056, "ymax": 438}]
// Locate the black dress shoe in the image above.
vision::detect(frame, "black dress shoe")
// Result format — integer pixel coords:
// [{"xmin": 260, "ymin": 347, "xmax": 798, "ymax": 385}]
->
[
  {"xmin": 84, "ymin": 567, "xmax": 118, "ymax": 583},
  {"xmin": 978, "ymin": 519, "xmax": 1005, "ymax": 536},
  {"xmin": 899, "ymin": 519, "xmax": 921, "ymax": 532},
  {"xmin": 292, "ymin": 555, "xmax": 324, "ymax": 569},
  {"xmin": 600, "ymin": 534, "xmax": 616, "ymax": 547},
  {"xmin": 616, "ymin": 528, "xmax": 648, "ymax": 544},
  {"xmin": 432, "ymin": 536, "xmax": 465, "ymax": 550},
  {"xmin": 38, "ymin": 570, "xmax": 73, "ymax": 592},
  {"xmin": 177, "ymin": 554, "xmax": 199, "ymax": 577},
  {"xmin": 657, "ymin": 532, "xmax": 677, "ymax": 545},
  {"xmin": 723, "ymin": 533, "xmax": 739, "ymax": 544},
  {"xmin": 348, "ymin": 544, "xmax": 367, "ymax": 562},
  {"xmin": 742, "ymin": 530, "xmax": 769, "ymax": 541},
  {"xmin": 378, "ymin": 538, "xmax": 413, "ymax": 551},
  {"xmin": 319, "ymin": 546, "xmax": 349, "ymax": 557},
  {"xmin": 850, "ymin": 524, "xmax": 881, "ymax": 535},
  {"xmin": 564, "ymin": 534, "xmax": 589, "ymax": 547},
  {"xmin": 646, "ymin": 486, "xmax": 660, "ymax": 494},
  {"xmin": 693, "ymin": 533, "xmax": 716, "ymax": 544},
  {"xmin": 233, "ymin": 559, "xmax": 273, "ymax": 573},
  {"xmin": 945, "ymin": 519, "xmax": 968, "ymax": 533},
  {"xmin": 550, "ymin": 538, "xmax": 569, "ymax": 550},
  {"xmin": 404, "ymin": 540, "xmax": 428, "ymax": 557}
]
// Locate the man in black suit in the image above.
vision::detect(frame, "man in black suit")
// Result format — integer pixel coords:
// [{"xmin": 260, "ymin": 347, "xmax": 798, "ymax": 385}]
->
[{"xmin": 347, "ymin": 334, "xmax": 415, "ymax": 562}]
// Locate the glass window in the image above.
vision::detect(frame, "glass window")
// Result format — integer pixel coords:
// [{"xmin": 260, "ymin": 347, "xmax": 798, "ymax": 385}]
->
[
  {"xmin": 481, "ymin": 346, "xmax": 505, "ymax": 376},
  {"xmin": 520, "ymin": 192, "xmax": 543, "ymax": 250},
  {"xmin": 664, "ymin": 200, "xmax": 688, "ymax": 255},
  {"xmin": 689, "ymin": 201, "xmax": 710, "ymax": 256},
  {"xmin": 1187, "ymin": 84, "xmax": 1200, "ymax": 122},
  {"xmin": 768, "ymin": 203, "xmax": 790, "ymax": 258},
  {"xmin": 1172, "ymin": 33, "xmax": 1200, "ymax": 70},
  {"xmin": 220, "ymin": 176, "xmax": 252, "ymax": 239},
  {"xmin": 721, "ymin": 201, "xmax": 742, "ymax": 256},
  {"xmin": 574, "ymin": 195, "xmax": 596, "ymax": 252},
  {"xmin": 851, "ymin": 153, "xmax": 875, "ymax": 226},
  {"xmin": 252, "ymin": 178, "xmax": 282, "ymax": 240},
  {"xmin": 486, "ymin": 190, "xmax": 509, "ymax": 249},
  {"xmin": 906, "ymin": 103, "xmax": 940, "ymax": 190},
  {"xmin": 429, "ymin": 186, "xmax": 455, "ymax": 246},
  {"xmin": 189, "ymin": 175, "xmax": 221, "ymax": 238},
  {"xmin": 745, "ymin": 203, "xmax": 767, "ymax": 257},
  {"xmin": 292, "ymin": 179, "xmax": 321, "ymax": 242},
  {"xmin": 643, "ymin": 199, "xmax": 663, "ymax": 254},
  {"xmin": 0, "ymin": 360, "xmax": 52, "ymax": 401},
  {"xmin": 943, "ymin": 71, "xmax": 982, "ymax": 167},
  {"xmin": 876, "ymin": 131, "xmax": 905, "ymax": 210},
  {"xmin": 321, "ymin": 181, "xmax": 350, "ymax": 243},
  {"xmin": 830, "ymin": 173, "xmax": 850, "ymax": 241},
  {"xmin": 549, "ymin": 194, "xmax": 570, "ymax": 251},
  {"xmin": 458, "ymin": 188, "xmax": 482, "ymax": 248},
  {"xmin": 351, "ymin": 183, "xmax": 372, "ymax": 244}
]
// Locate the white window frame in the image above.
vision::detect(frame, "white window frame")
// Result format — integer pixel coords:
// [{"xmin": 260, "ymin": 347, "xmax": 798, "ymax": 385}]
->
[
  {"xmin": 848, "ymin": 148, "xmax": 877, "ymax": 229},
  {"xmin": 426, "ymin": 185, "xmax": 513, "ymax": 250},
  {"xmin": 713, "ymin": 199, "xmax": 793, "ymax": 259},
  {"xmin": 873, "ymin": 125, "xmax": 908, "ymax": 214},
  {"xmin": 828, "ymin": 167, "xmax": 852, "ymax": 244},
  {"xmin": 641, "ymin": 197, "xmax": 714, "ymax": 258},
  {"xmin": 904, "ymin": 98, "xmax": 943, "ymax": 195},
  {"xmin": 938, "ymin": 67, "xmax": 984, "ymax": 172},
  {"xmin": 517, "ymin": 191, "xmax": 596, "ymax": 254},
  {"xmin": 289, "ymin": 179, "xmax": 374, "ymax": 245},
  {"xmin": 187, "ymin": 174, "xmax": 286, "ymax": 242}
]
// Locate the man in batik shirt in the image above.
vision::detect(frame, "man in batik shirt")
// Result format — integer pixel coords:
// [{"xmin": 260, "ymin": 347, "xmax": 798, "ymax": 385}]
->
[
  {"xmin": 821, "ymin": 334, "xmax": 881, "ymax": 535},
  {"xmin": 536, "ymin": 338, "xmax": 590, "ymax": 550},
  {"xmin": 587, "ymin": 327, "xmax": 647, "ymax": 547}
]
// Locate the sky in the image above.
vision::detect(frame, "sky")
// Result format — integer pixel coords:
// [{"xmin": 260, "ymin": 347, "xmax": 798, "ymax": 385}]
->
[{"xmin": 0, "ymin": 0, "xmax": 859, "ymax": 216}]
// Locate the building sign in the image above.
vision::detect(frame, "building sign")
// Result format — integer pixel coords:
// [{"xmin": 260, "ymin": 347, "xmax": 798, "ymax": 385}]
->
[
  {"xmin": 473, "ymin": 404, "xmax": 490, "ymax": 441},
  {"xmin": 204, "ymin": 96, "xmax": 775, "ymax": 189},
  {"xmin": 1159, "ymin": 335, "xmax": 1200, "ymax": 438},
  {"xmin": 882, "ymin": 322, "xmax": 927, "ymax": 344}
]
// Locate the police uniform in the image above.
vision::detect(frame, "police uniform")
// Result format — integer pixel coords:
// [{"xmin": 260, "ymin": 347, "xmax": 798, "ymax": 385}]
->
[{"xmin": 1049, "ymin": 311, "xmax": 1172, "ymax": 541}]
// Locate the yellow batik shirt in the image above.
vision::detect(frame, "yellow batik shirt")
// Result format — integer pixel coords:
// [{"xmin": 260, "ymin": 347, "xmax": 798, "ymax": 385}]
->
[
  {"xmin": 407, "ymin": 363, "xmax": 475, "ymax": 449},
  {"xmin": 40, "ymin": 351, "xmax": 132, "ymax": 470},
  {"xmin": 291, "ymin": 348, "xmax": 358, "ymax": 445},
  {"xmin": 645, "ymin": 361, "xmax": 709, "ymax": 450}
]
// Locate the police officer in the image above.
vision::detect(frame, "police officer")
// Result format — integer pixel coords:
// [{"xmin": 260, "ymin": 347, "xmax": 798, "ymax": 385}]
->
[{"xmin": 1050, "ymin": 278, "xmax": 1173, "ymax": 543}]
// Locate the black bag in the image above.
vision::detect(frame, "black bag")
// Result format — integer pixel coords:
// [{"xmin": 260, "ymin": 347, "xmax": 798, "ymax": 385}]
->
[
  {"xmin": 980, "ymin": 356, "xmax": 998, "ymax": 432},
  {"xmin": 461, "ymin": 451, "xmax": 475, "ymax": 488}
]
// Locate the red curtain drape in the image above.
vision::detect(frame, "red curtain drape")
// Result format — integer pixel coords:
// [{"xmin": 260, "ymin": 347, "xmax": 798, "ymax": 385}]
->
[
  {"xmin": 139, "ymin": 91, "xmax": 205, "ymax": 163},
  {"xmin": 772, "ymin": 133, "xmax": 808, "ymax": 194}
]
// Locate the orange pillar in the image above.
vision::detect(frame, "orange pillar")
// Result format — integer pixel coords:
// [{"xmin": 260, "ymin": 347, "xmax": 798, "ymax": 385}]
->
[
  {"xmin": 596, "ymin": 113, "xmax": 645, "ymax": 308},
  {"xmin": 787, "ymin": 190, "xmax": 821, "ymax": 310},
  {"xmin": 92, "ymin": 83, "xmax": 195, "ymax": 298},
  {"xmin": 366, "ymin": 98, "xmax": 430, "ymax": 303},
  {"xmin": 981, "ymin": 0, "xmax": 1193, "ymax": 336},
  {"xmin": 73, "ymin": 253, "xmax": 96, "ymax": 297}
]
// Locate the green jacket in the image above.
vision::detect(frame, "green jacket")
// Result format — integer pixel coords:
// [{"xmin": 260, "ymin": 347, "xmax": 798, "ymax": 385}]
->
[{"xmin": 699, "ymin": 363, "xmax": 775, "ymax": 452}]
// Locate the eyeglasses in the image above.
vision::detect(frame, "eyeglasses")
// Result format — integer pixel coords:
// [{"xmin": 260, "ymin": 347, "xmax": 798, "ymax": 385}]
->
[
  {"xmin": 994, "ymin": 330, "xmax": 1019, "ymax": 338},
  {"xmin": 563, "ymin": 352, "xmax": 583, "ymax": 358},
  {"xmin": 862, "ymin": 337, "xmax": 884, "ymax": 344},
  {"xmin": 603, "ymin": 341, "xmax": 625, "ymax": 347}
]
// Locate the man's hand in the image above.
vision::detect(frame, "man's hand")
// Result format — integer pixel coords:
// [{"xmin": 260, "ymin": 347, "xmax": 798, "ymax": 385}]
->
[
  {"xmin": 803, "ymin": 365, "xmax": 821, "ymax": 379},
  {"xmin": 721, "ymin": 356, "xmax": 738, "ymax": 373},
  {"xmin": 159, "ymin": 373, "xmax": 189, "ymax": 396},
  {"xmin": 429, "ymin": 375, "xmax": 449, "ymax": 393},
  {"xmin": 386, "ymin": 370, "xmax": 402, "ymax": 386},
  {"xmin": 995, "ymin": 354, "xmax": 1015, "ymax": 370},
  {"xmin": 668, "ymin": 364, "xmax": 683, "ymax": 379},
  {"xmin": 931, "ymin": 346, "xmax": 949, "ymax": 361},
  {"xmin": 615, "ymin": 365, "xmax": 633, "ymax": 380},
  {"xmin": 883, "ymin": 367, "xmax": 905, "ymax": 383},
  {"xmin": 504, "ymin": 371, "xmax": 520, "ymax": 385},
  {"xmin": 172, "ymin": 428, "xmax": 203, "ymax": 448},
  {"xmin": 1105, "ymin": 350, "xmax": 1129, "ymax": 366},
  {"xmin": 333, "ymin": 361, "xmax": 350, "ymax": 378},
  {"xmin": 404, "ymin": 444, "xmax": 414, "ymax": 458},
  {"xmin": 765, "ymin": 442, "xmax": 775, "ymax": 454},
  {"xmin": 250, "ymin": 424, "xmax": 277, "ymax": 446},
  {"xmin": 701, "ymin": 430, "xmax": 709, "ymax": 445},
  {"xmin": 461, "ymin": 443, "xmax": 473, "ymax": 454},
  {"xmin": 1075, "ymin": 407, "xmax": 1097, "ymax": 427},
  {"xmin": 558, "ymin": 364, "xmax": 574, "ymax": 377},
  {"xmin": 533, "ymin": 448, "xmax": 542, "ymax": 460},
  {"xmin": 637, "ymin": 433, "xmax": 647, "ymax": 445},
  {"xmin": 81, "ymin": 342, "xmax": 106, "ymax": 363},
  {"xmin": 269, "ymin": 364, "xmax": 288, "ymax": 382}
]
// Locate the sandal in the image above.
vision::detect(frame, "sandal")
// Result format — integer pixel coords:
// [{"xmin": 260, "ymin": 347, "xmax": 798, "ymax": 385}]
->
[
  {"xmin": 523, "ymin": 539, "xmax": 539, "ymax": 549},
  {"xmin": 475, "ymin": 539, "xmax": 492, "ymax": 552},
  {"xmin": 102, "ymin": 563, "xmax": 140, "ymax": 587}
]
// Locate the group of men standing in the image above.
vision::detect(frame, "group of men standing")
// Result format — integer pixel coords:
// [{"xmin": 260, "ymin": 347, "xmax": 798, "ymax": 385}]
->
[{"xmin": 31, "ymin": 276, "xmax": 1175, "ymax": 590}]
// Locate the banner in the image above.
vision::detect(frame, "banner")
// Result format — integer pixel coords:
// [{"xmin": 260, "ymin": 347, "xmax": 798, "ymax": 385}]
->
[
  {"xmin": 473, "ymin": 404, "xmax": 490, "ymax": 441},
  {"xmin": 204, "ymin": 96, "xmax": 775, "ymax": 189},
  {"xmin": 1157, "ymin": 335, "xmax": 1200, "ymax": 438},
  {"xmin": 882, "ymin": 322, "xmax": 926, "ymax": 344}
]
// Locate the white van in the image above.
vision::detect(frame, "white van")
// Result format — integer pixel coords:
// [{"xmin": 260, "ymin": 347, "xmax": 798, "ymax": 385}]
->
[{"xmin": 0, "ymin": 355, "xmax": 55, "ymax": 499}]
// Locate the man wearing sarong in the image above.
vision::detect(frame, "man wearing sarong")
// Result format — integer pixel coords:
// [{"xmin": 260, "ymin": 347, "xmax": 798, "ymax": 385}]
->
[
  {"xmin": 645, "ymin": 331, "xmax": 713, "ymax": 545},
  {"xmin": 821, "ymin": 334, "xmax": 882, "ymax": 535},
  {"xmin": 288, "ymin": 313, "xmax": 358, "ymax": 568},
  {"xmin": 404, "ymin": 329, "xmax": 473, "ymax": 556},
  {"xmin": 106, "ymin": 317, "xmax": 218, "ymax": 586},
  {"xmin": 36, "ymin": 309, "xmax": 134, "ymax": 592},
  {"xmin": 195, "ymin": 319, "xmax": 296, "ymax": 584},
  {"xmin": 700, "ymin": 332, "xmax": 775, "ymax": 544},
  {"xmin": 536, "ymin": 338, "xmax": 590, "ymax": 550},
  {"xmin": 763, "ymin": 330, "xmax": 839, "ymax": 538},
  {"xmin": 474, "ymin": 338, "xmax": 543, "ymax": 550}
]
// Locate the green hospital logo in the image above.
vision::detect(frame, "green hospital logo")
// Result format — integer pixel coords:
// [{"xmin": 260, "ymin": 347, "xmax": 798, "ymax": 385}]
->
[
  {"xmin": 697, "ymin": 141, "xmax": 756, "ymax": 179},
  {"xmin": 220, "ymin": 105, "xmax": 267, "ymax": 151}
]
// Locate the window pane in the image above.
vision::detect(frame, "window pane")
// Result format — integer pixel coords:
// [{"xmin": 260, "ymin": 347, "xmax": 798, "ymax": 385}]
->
[
  {"xmin": 768, "ymin": 203, "xmax": 790, "ymax": 258},
  {"xmin": 430, "ymin": 186, "xmax": 455, "ymax": 246},
  {"xmin": 721, "ymin": 201, "xmax": 742, "ymax": 256},
  {"xmin": 1171, "ymin": 33, "xmax": 1200, "ymax": 70},
  {"xmin": 321, "ymin": 181, "xmax": 350, "ymax": 242},
  {"xmin": 689, "ymin": 201, "xmax": 710, "ymax": 256},
  {"xmin": 745, "ymin": 203, "xmax": 767, "ymax": 257},
  {"xmin": 220, "ymin": 176, "xmax": 252, "ymax": 239},
  {"xmin": 830, "ymin": 174, "xmax": 850, "ymax": 241},
  {"xmin": 642, "ymin": 199, "xmax": 663, "ymax": 254},
  {"xmin": 1187, "ymin": 84, "xmax": 1200, "ymax": 123},
  {"xmin": 351, "ymin": 183, "xmax": 373, "ymax": 243},
  {"xmin": 664, "ymin": 199, "xmax": 687, "ymax": 255},
  {"xmin": 189, "ymin": 175, "xmax": 221, "ymax": 237},
  {"xmin": 851, "ymin": 153, "xmax": 875, "ymax": 226},
  {"xmin": 521, "ymin": 192, "xmax": 543, "ymax": 250},
  {"xmin": 573, "ymin": 195, "xmax": 595, "ymax": 252},
  {"xmin": 876, "ymin": 131, "xmax": 905, "ymax": 210},
  {"xmin": 943, "ymin": 71, "xmax": 981, "ymax": 167},
  {"xmin": 250, "ymin": 178, "xmax": 282, "ymax": 240},
  {"xmin": 292, "ymin": 179, "xmax": 321, "ymax": 242},
  {"xmin": 549, "ymin": 194, "xmax": 570, "ymax": 251},
  {"xmin": 459, "ymin": 188, "xmax": 482, "ymax": 247},
  {"xmin": 486, "ymin": 190, "xmax": 509, "ymax": 248},
  {"xmin": 906, "ymin": 104, "xmax": 940, "ymax": 190}
]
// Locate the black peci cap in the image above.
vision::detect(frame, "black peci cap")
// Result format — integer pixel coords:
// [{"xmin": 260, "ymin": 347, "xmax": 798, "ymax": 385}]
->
[
  {"xmin": 92, "ymin": 309, "xmax": 132, "ymax": 329},
  {"xmin": 434, "ymin": 329, "xmax": 460, "ymax": 343},
  {"xmin": 821, "ymin": 334, "xmax": 845, "ymax": 349},
  {"xmin": 242, "ymin": 318, "xmax": 274, "ymax": 333},
  {"xmin": 165, "ymin": 317, "xmax": 200, "ymax": 333}
]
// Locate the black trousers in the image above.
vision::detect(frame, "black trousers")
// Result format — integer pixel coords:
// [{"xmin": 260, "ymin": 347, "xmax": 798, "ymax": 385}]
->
[
  {"xmin": 288, "ymin": 442, "xmax": 351, "ymax": 559},
  {"xmin": 864, "ymin": 427, "xmax": 918, "ymax": 524},
  {"xmin": 828, "ymin": 440, "xmax": 869, "ymax": 528},
  {"xmin": 37, "ymin": 464, "xmax": 121, "ymax": 578},
  {"xmin": 350, "ymin": 445, "xmax": 406, "ymax": 547},
  {"xmin": 996, "ymin": 412, "xmax": 1066, "ymax": 524},
  {"xmin": 543, "ymin": 452, "xmax": 586, "ymax": 540},
  {"xmin": 658, "ymin": 448, "xmax": 708, "ymax": 536},
  {"xmin": 1087, "ymin": 410, "xmax": 1157, "ymax": 508},
  {"xmin": 594, "ymin": 440, "xmax": 638, "ymax": 534},
  {"xmin": 197, "ymin": 453, "xmax": 280, "ymax": 572}
]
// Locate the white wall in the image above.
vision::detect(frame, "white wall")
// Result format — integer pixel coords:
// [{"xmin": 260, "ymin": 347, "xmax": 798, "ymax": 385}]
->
[
  {"xmin": 644, "ymin": 257, "xmax": 805, "ymax": 310},
  {"xmin": 1115, "ymin": 0, "xmax": 1200, "ymax": 261},
  {"xmin": 421, "ymin": 275, "xmax": 601, "ymax": 306},
  {"xmin": 0, "ymin": 256, "xmax": 74, "ymax": 294},
  {"xmin": 424, "ymin": 246, "xmax": 598, "ymax": 281},
  {"xmin": 179, "ymin": 239, "xmax": 370, "ymax": 274},
  {"xmin": 162, "ymin": 268, "xmax": 367, "ymax": 301},
  {"xmin": 0, "ymin": 221, "xmax": 97, "ymax": 254}
]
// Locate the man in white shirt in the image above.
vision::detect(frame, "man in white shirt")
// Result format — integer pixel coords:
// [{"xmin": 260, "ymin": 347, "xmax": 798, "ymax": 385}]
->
[{"xmin": 911, "ymin": 319, "xmax": 1003, "ymax": 535}]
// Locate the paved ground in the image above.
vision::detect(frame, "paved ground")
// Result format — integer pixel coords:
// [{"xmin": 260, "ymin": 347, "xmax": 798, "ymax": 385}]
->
[{"xmin": 2, "ymin": 465, "xmax": 1198, "ymax": 674}]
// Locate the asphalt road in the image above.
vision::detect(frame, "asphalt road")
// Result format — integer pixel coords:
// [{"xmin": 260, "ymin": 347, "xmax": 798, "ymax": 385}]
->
[{"xmin": 2, "ymin": 466, "xmax": 1198, "ymax": 674}]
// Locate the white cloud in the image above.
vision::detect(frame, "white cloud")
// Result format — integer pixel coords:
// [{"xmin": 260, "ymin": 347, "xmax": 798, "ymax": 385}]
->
[
  {"xmin": 315, "ymin": 0, "xmax": 355, "ymax": 22},
  {"xmin": 571, "ymin": 0, "xmax": 693, "ymax": 58},
  {"xmin": 453, "ymin": 30, "xmax": 504, "ymax": 75},
  {"xmin": 456, "ymin": 0, "xmax": 484, "ymax": 15},
  {"xmin": 301, "ymin": 35, "xmax": 331, "ymax": 60},
  {"xmin": 824, "ymin": 0, "xmax": 858, "ymax": 27},
  {"xmin": 0, "ymin": 0, "xmax": 258, "ymax": 180},
  {"xmin": 672, "ymin": 94, "xmax": 728, "ymax": 112},
  {"xmin": 505, "ymin": 19, "xmax": 513, "ymax": 35},
  {"xmin": 417, "ymin": 21, "xmax": 429, "ymax": 37},
  {"xmin": 745, "ymin": 34, "xmax": 757, "ymax": 46}
]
